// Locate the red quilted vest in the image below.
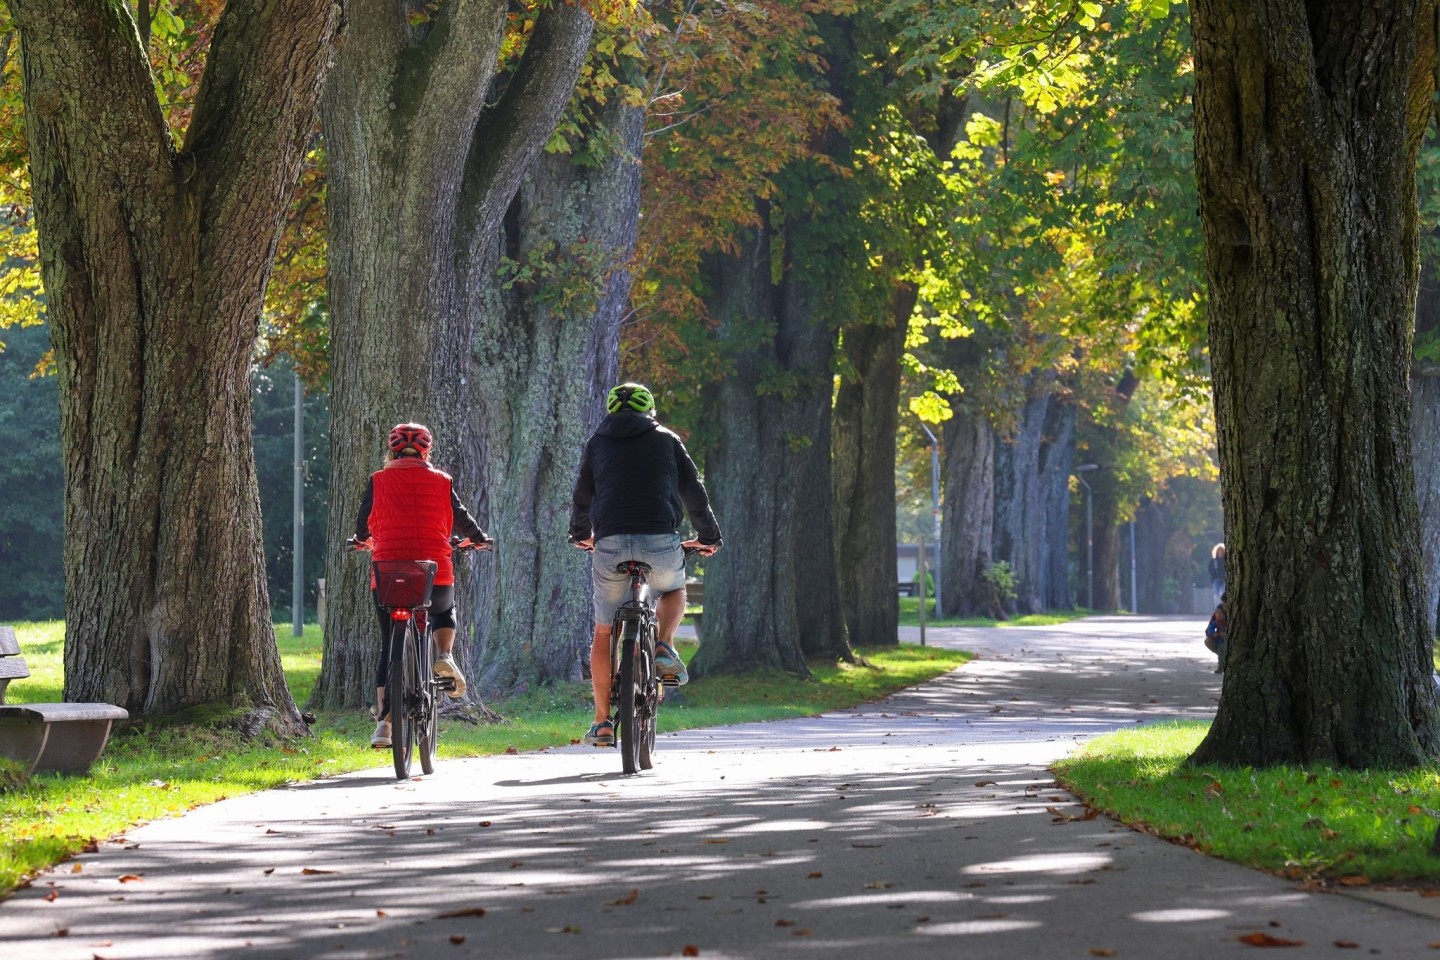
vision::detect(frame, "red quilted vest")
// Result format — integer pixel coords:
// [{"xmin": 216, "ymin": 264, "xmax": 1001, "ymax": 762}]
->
[{"xmin": 369, "ymin": 458, "xmax": 457, "ymax": 585}]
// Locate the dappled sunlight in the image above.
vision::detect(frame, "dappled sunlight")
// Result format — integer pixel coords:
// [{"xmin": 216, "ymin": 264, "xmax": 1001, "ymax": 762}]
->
[
  {"xmin": 916, "ymin": 918, "xmax": 1046, "ymax": 935},
  {"xmin": 961, "ymin": 851, "xmax": 1113, "ymax": 876},
  {"xmin": 1132, "ymin": 907, "xmax": 1232, "ymax": 922}
]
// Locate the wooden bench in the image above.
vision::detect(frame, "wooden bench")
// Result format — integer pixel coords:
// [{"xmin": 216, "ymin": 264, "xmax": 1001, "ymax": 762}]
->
[{"xmin": 0, "ymin": 625, "xmax": 128, "ymax": 774}]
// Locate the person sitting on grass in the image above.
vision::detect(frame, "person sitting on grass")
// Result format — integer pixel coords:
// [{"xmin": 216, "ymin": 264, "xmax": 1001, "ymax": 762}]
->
[{"xmin": 1204, "ymin": 594, "xmax": 1228, "ymax": 674}]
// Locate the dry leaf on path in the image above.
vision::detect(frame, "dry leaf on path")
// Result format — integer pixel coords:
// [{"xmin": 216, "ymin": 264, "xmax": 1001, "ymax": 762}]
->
[
  {"xmin": 973, "ymin": 780, "xmax": 998, "ymax": 787},
  {"xmin": 449, "ymin": 935, "xmax": 465, "ymax": 944},
  {"xmin": 45, "ymin": 890, "xmax": 58, "ymax": 902},
  {"xmin": 1088, "ymin": 950, "xmax": 1116, "ymax": 958},
  {"xmin": 682, "ymin": 947, "xmax": 700, "ymax": 957},
  {"xmin": 436, "ymin": 908, "xmax": 487, "ymax": 919},
  {"xmin": 117, "ymin": 875, "xmax": 142, "ymax": 884},
  {"xmin": 1238, "ymin": 932, "xmax": 1304, "ymax": 947},
  {"xmin": 1332, "ymin": 941, "xmax": 1359, "ymax": 949},
  {"xmin": 301, "ymin": 868, "xmax": 336, "ymax": 875},
  {"xmin": 607, "ymin": 890, "xmax": 639, "ymax": 906}
]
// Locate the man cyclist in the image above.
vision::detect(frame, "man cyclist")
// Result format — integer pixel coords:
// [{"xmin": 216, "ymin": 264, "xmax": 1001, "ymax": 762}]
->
[
  {"xmin": 356, "ymin": 423, "xmax": 492, "ymax": 748},
  {"xmin": 569, "ymin": 382, "xmax": 722, "ymax": 747}
]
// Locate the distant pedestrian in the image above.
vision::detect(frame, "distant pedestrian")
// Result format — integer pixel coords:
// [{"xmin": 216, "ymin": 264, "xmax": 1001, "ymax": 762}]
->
[
  {"xmin": 1204, "ymin": 596, "xmax": 1227, "ymax": 674},
  {"xmin": 1208, "ymin": 543, "xmax": 1227, "ymax": 605}
]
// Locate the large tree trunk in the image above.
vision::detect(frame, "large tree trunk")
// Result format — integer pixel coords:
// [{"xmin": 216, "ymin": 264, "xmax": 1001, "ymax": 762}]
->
[
  {"xmin": 314, "ymin": 2, "xmax": 593, "ymax": 708},
  {"xmin": 466, "ymin": 95, "xmax": 642, "ymax": 693},
  {"xmin": 1410, "ymin": 256, "xmax": 1440, "ymax": 636},
  {"xmin": 13, "ymin": 0, "xmax": 338, "ymax": 729},
  {"xmin": 1090, "ymin": 491, "xmax": 1121, "ymax": 612},
  {"xmin": 832, "ymin": 285, "xmax": 915, "ymax": 647},
  {"xmin": 1190, "ymin": 0, "xmax": 1440, "ymax": 766},
  {"xmin": 1039, "ymin": 397, "xmax": 1076, "ymax": 610},
  {"xmin": 939, "ymin": 409, "xmax": 1000, "ymax": 619},
  {"xmin": 689, "ymin": 217, "xmax": 850, "ymax": 677},
  {"xmin": 993, "ymin": 375, "xmax": 1055, "ymax": 615}
]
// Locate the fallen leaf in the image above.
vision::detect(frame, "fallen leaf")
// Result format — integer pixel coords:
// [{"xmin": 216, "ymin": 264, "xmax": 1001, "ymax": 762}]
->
[
  {"xmin": 682, "ymin": 947, "xmax": 700, "ymax": 958},
  {"xmin": 437, "ymin": 908, "xmax": 487, "ymax": 919},
  {"xmin": 1238, "ymin": 932, "xmax": 1304, "ymax": 947},
  {"xmin": 117, "ymin": 875, "xmax": 142, "ymax": 884},
  {"xmin": 792, "ymin": 929, "xmax": 812, "ymax": 937},
  {"xmin": 70, "ymin": 864, "xmax": 83, "ymax": 874},
  {"xmin": 426, "ymin": 828, "xmax": 437, "ymax": 836},
  {"xmin": 1336, "ymin": 875, "xmax": 1369, "ymax": 887},
  {"xmin": 301, "ymin": 868, "xmax": 336, "ymax": 875},
  {"xmin": 263, "ymin": 868, "xmax": 275, "ymax": 875},
  {"xmin": 701, "ymin": 839, "xmax": 729, "ymax": 845},
  {"xmin": 376, "ymin": 910, "xmax": 388, "ymax": 917},
  {"xmin": 807, "ymin": 872, "xmax": 823, "ymax": 879},
  {"xmin": 864, "ymin": 881, "xmax": 892, "ymax": 889},
  {"xmin": 973, "ymin": 780, "xmax": 998, "ymax": 787},
  {"xmin": 509, "ymin": 861, "xmax": 524, "ymax": 868},
  {"xmin": 1333, "ymin": 942, "xmax": 1359, "ymax": 949},
  {"xmin": 775, "ymin": 919, "xmax": 795, "ymax": 927},
  {"xmin": 505, "ymin": 746, "xmax": 518, "ymax": 755},
  {"xmin": 54, "ymin": 927, "xmax": 68, "ymax": 936},
  {"xmin": 449, "ymin": 935, "xmax": 465, "ymax": 944},
  {"xmin": 478, "ymin": 821, "xmax": 492, "ymax": 827},
  {"xmin": 607, "ymin": 889, "xmax": 639, "ymax": 906},
  {"xmin": 45, "ymin": 890, "xmax": 58, "ymax": 902},
  {"xmin": 1089, "ymin": 951, "xmax": 1116, "ymax": 958},
  {"xmin": 544, "ymin": 925, "xmax": 581, "ymax": 934}
]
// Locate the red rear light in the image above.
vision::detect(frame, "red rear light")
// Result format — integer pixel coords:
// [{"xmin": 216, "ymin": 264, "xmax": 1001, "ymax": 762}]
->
[{"xmin": 390, "ymin": 609, "xmax": 412, "ymax": 621}]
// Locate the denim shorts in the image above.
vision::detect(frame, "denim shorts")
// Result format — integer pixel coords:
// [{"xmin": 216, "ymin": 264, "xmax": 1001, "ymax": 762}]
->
[{"xmin": 592, "ymin": 533, "xmax": 686, "ymax": 624}]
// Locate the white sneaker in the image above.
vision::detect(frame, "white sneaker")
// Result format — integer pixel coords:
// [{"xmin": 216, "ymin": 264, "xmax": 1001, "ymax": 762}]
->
[
  {"xmin": 370, "ymin": 720, "xmax": 392, "ymax": 748},
  {"xmin": 434, "ymin": 653, "xmax": 467, "ymax": 699}
]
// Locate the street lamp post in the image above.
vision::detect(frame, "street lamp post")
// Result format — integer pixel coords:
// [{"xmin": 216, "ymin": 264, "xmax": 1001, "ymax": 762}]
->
[
  {"xmin": 919, "ymin": 422, "xmax": 942, "ymax": 616},
  {"xmin": 1074, "ymin": 464, "xmax": 1098, "ymax": 610}
]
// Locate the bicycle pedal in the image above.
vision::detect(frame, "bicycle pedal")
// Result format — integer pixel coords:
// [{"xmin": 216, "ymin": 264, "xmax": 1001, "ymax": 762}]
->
[
  {"xmin": 660, "ymin": 675, "xmax": 680, "ymax": 688},
  {"xmin": 434, "ymin": 677, "xmax": 456, "ymax": 691}
]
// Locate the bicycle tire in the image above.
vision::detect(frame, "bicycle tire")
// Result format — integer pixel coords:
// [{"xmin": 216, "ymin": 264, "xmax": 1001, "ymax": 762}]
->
[
  {"xmin": 617, "ymin": 619, "xmax": 643, "ymax": 775},
  {"xmin": 637, "ymin": 622, "xmax": 657, "ymax": 770},
  {"xmin": 390, "ymin": 620, "xmax": 416, "ymax": 779},
  {"xmin": 417, "ymin": 629, "xmax": 438, "ymax": 775}
]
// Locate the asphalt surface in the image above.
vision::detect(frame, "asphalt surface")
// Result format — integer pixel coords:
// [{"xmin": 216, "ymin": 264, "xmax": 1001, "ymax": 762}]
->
[{"xmin": 3, "ymin": 616, "xmax": 1438, "ymax": 959}]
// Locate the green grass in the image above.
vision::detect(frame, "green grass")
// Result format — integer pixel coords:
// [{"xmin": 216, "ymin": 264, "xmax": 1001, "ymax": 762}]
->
[
  {"xmin": 897, "ymin": 596, "xmax": 1091, "ymax": 628},
  {"xmin": 0, "ymin": 622, "xmax": 969, "ymax": 895},
  {"xmin": 1054, "ymin": 720, "xmax": 1440, "ymax": 886}
]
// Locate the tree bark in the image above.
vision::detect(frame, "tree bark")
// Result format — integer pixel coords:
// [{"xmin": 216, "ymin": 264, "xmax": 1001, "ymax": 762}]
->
[
  {"xmin": 466, "ymin": 94, "xmax": 642, "ymax": 693},
  {"xmin": 939, "ymin": 408, "xmax": 1001, "ymax": 619},
  {"xmin": 993, "ymin": 375, "xmax": 1055, "ymax": 615},
  {"xmin": 12, "ymin": 0, "xmax": 338, "ymax": 729},
  {"xmin": 315, "ymin": 1, "xmax": 593, "ymax": 708},
  {"xmin": 1410, "ymin": 253, "xmax": 1440, "ymax": 637},
  {"xmin": 689, "ymin": 215, "xmax": 851, "ymax": 677},
  {"xmin": 1190, "ymin": 0, "xmax": 1440, "ymax": 766},
  {"xmin": 832, "ymin": 284, "xmax": 915, "ymax": 647}
]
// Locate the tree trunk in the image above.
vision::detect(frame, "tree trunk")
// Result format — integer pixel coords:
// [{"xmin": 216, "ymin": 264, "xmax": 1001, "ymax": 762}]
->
[
  {"xmin": 466, "ymin": 95, "xmax": 642, "ymax": 693},
  {"xmin": 1410, "ymin": 252, "xmax": 1440, "ymax": 637},
  {"xmin": 1039, "ymin": 397, "xmax": 1076, "ymax": 610},
  {"xmin": 993, "ymin": 375, "xmax": 1055, "ymax": 615},
  {"xmin": 1190, "ymin": 0, "xmax": 1440, "ymax": 766},
  {"xmin": 1090, "ymin": 491, "xmax": 1121, "ymax": 612},
  {"xmin": 832, "ymin": 284, "xmax": 915, "ymax": 647},
  {"xmin": 689, "ymin": 217, "xmax": 850, "ymax": 677},
  {"xmin": 12, "ymin": 0, "xmax": 338, "ymax": 729},
  {"xmin": 314, "ymin": 2, "xmax": 593, "ymax": 708},
  {"xmin": 939, "ymin": 409, "xmax": 1000, "ymax": 619}
]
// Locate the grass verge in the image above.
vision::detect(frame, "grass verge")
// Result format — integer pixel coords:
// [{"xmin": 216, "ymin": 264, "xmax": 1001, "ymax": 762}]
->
[
  {"xmin": 1, "ymin": 622, "xmax": 969, "ymax": 895},
  {"xmin": 1053, "ymin": 720, "xmax": 1440, "ymax": 886},
  {"xmin": 897, "ymin": 596, "xmax": 1092, "ymax": 628}
]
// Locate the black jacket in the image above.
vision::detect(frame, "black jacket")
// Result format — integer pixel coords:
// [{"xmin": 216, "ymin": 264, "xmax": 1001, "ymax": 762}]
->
[{"xmin": 569, "ymin": 412, "xmax": 722, "ymax": 545}]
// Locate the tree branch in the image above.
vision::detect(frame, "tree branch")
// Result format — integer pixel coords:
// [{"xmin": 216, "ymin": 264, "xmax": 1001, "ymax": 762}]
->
[
  {"xmin": 8, "ymin": 0, "xmax": 173, "ymax": 195},
  {"xmin": 181, "ymin": 0, "xmax": 339, "ymax": 264},
  {"xmin": 458, "ymin": 0, "xmax": 595, "ymax": 250}
]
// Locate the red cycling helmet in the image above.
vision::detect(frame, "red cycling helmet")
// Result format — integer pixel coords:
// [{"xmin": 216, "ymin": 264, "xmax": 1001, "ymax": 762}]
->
[{"xmin": 387, "ymin": 422, "xmax": 433, "ymax": 459}]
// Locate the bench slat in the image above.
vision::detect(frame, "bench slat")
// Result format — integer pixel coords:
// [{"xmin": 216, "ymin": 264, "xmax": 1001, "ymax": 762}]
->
[
  {"xmin": 0, "ymin": 703, "xmax": 129, "ymax": 723},
  {"xmin": 0, "ymin": 658, "xmax": 29, "ymax": 680},
  {"xmin": 0, "ymin": 625, "xmax": 18, "ymax": 657}
]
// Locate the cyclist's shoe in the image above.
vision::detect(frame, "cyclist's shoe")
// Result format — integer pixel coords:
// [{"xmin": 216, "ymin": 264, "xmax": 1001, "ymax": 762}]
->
[
  {"xmin": 370, "ymin": 720, "xmax": 392, "ymax": 748},
  {"xmin": 583, "ymin": 719, "xmax": 615, "ymax": 747},
  {"xmin": 434, "ymin": 653, "xmax": 467, "ymax": 699},
  {"xmin": 655, "ymin": 641, "xmax": 688, "ymax": 686}
]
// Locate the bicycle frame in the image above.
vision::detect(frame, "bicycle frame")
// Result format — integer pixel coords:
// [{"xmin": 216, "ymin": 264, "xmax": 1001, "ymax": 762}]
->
[
  {"xmin": 610, "ymin": 561, "xmax": 658, "ymax": 774},
  {"xmin": 373, "ymin": 559, "xmax": 442, "ymax": 780}
]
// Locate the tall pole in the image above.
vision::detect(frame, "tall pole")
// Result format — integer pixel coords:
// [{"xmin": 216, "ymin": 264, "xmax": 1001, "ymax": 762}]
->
[
  {"xmin": 292, "ymin": 371, "xmax": 304, "ymax": 638},
  {"xmin": 920, "ymin": 422, "xmax": 942, "ymax": 616}
]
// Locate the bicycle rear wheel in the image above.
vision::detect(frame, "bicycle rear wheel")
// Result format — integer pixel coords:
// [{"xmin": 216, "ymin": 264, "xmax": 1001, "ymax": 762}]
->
[
  {"xmin": 390, "ymin": 620, "xmax": 416, "ymax": 779},
  {"xmin": 617, "ymin": 620, "xmax": 643, "ymax": 775},
  {"xmin": 638, "ymin": 622, "xmax": 658, "ymax": 770},
  {"xmin": 417, "ymin": 630, "xmax": 438, "ymax": 775}
]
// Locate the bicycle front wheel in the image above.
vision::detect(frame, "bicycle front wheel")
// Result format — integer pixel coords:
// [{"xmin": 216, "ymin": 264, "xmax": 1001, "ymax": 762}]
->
[
  {"xmin": 390, "ymin": 620, "xmax": 417, "ymax": 779},
  {"xmin": 417, "ymin": 631, "xmax": 438, "ymax": 775},
  {"xmin": 617, "ymin": 619, "xmax": 643, "ymax": 775}
]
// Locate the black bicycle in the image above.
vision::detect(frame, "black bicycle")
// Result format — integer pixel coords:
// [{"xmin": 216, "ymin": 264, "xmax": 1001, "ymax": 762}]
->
[
  {"xmin": 352, "ymin": 536, "xmax": 482, "ymax": 779},
  {"xmin": 607, "ymin": 547, "xmax": 699, "ymax": 775}
]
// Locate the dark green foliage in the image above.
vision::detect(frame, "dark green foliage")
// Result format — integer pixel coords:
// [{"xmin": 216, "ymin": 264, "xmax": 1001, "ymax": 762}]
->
[
  {"xmin": 0, "ymin": 324, "xmax": 62, "ymax": 620},
  {"xmin": 250, "ymin": 355, "xmax": 330, "ymax": 621}
]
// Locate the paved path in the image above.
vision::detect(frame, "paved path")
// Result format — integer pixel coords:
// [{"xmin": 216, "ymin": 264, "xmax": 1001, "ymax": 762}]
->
[{"xmin": 3, "ymin": 616, "xmax": 1437, "ymax": 959}]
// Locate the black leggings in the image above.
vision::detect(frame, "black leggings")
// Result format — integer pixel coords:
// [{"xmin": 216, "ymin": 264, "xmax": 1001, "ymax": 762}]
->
[{"xmin": 373, "ymin": 584, "xmax": 455, "ymax": 688}]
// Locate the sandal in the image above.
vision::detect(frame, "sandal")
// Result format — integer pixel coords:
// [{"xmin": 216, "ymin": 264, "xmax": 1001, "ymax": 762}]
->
[{"xmin": 583, "ymin": 718, "xmax": 615, "ymax": 747}]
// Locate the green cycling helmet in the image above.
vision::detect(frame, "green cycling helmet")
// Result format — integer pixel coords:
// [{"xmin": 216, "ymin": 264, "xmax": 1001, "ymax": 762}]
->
[{"xmin": 606, "ymin": 382, "xmax": 655, "ymax": 414}]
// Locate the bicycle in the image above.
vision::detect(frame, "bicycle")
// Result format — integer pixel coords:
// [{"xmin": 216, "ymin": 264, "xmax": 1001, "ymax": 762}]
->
[
  {"xmin": 606, "ymin": 546, "xmax": 699, "ymax": 775},
  {"xmin": 350, "ymin": 535, "xmax": 484, "ymax": 779}
]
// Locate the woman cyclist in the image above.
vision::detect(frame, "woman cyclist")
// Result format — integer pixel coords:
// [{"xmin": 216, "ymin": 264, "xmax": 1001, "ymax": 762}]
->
[{"xmin": 356, "ymin": 423, "xmax": 492, "ymax": 747}]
